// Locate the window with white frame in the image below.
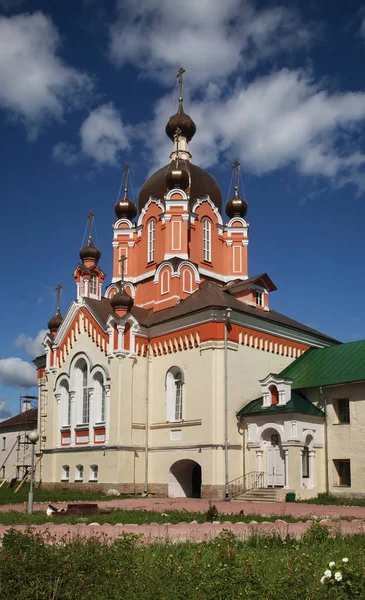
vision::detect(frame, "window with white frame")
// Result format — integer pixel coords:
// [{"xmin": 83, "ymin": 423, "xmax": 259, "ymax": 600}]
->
[
  {"xmin": 60, "ymin": 380, "xmax": 71, "ymax": 427},
  {"xmin": 255, "ymin": 290, "xmax": 263, "ymax": 306},
  {"xmin": 147, "ymin": 219, "xmax": 156, "ymax": 263},
  {"xmin": 202, "ymin": 218, "xmax": 212, "ymax": 262},
  {"xmin": 75, "ymin": 464, "xmax": 84, "ymax": 481},
  {"xmin": 166, "ymin": 366, "xmax": 184, "ymax": 422},
  {"xmin": 94, "ymin": 373, "xmax": 106, "ymax": 423},
  {"xmin": 75, "ymin": 360, "xmax": 89, "ymax": 425},
  {"xmin": 89, "ymin": 464, "xmax": 98, "ymax": 481},
  {"xmin": 61, "ymin": 465, "xmax": 70, "ymax": 481},
  {"xmin": 89, "ymin": 274, "xmax": 98, "ymax": 296}
]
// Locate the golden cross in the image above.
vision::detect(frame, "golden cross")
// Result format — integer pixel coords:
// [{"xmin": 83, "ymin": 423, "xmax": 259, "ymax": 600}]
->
[
  {"xmin": 119, "ymin": 254, "xmax": 127, "ymax": 284},
  {"xmin": 177, "ymin": 67, "xmax": 185, "ymax": 103},
  {"xmin": 232, "ymin": 160, "xmax": 240, "ymax": 189},
  {"xmin": 55, "ymin": 283, "xmax": 62, "ymax": 314},
  {"xmin": 87, "ymin": 210, "xmax": 94, "ymax": 240}
]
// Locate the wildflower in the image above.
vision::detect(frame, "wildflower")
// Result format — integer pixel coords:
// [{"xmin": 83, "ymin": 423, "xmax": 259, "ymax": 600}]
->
[
  {"xmin": 329, "ymin": 561, "xmax": 335, "ymax": 568},
  {"xmin": 2, "ymin": 558, "xmax": 7, "ymax": 563},
  {"xmin": 320, "ymin": 576, "xmax": 328, "ymax": 584},
  {"xmin": 334, "ymin": 572, "xmax": 342, "ymax": 582},
  {"xmin": 324, "ymin": 570, "xmax": 332, "ymax": 578},
  {"xmin": 342, "ymin": 557, "xmax": 349, "ymax": 563}
]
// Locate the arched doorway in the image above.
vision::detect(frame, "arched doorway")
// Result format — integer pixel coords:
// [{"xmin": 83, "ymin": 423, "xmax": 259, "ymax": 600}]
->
[
  {"xmin": 262, "ymin": 428, "xmax": 285, "ymax": 487},
  {"xmin": 168, "ymin": 459, "xmax": 202, "ymax": 498}
]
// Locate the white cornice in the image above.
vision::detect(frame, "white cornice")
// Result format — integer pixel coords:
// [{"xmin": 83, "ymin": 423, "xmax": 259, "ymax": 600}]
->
[{"xmin": 198, "ymin": 267, "xmax": 248, "ymax": 283}]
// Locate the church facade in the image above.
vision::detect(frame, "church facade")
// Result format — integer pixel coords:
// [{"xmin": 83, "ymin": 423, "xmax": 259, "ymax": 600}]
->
[{"xmin": 35, "ymin": 72, "xmax": 338, "ymax": 499}]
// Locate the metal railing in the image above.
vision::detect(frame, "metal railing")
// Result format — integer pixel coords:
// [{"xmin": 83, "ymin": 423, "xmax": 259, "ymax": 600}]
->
[{"xmin": 227, "ymin": 471, "xmax": 265, "ymax": 499}]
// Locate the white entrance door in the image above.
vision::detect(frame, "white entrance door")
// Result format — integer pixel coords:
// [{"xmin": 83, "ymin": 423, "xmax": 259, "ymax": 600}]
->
[{"xmin": 267, "ymin": 447, "xmax": 285, "ymax": 487}]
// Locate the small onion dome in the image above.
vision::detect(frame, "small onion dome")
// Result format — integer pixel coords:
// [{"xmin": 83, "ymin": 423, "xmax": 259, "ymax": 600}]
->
[
  {"xmin": 48, "ymin": 312, "xmax": 63, "ymax": 332},
  {"xmin": 79, "ymin": 239, "xmax": 101, "ymax": 263},
  {"xmin": 165, "ymin": 160, "xmax": 189, "ymax": 191},
  {"xmin": 225, "ymin": 187, "xmax": 248, "ymax": 219},
  {"xmin": 110, "ymin": 286, "xmax": 134, "ymax": 312},
  {"xmin": 165, "ymin": 107, "xmax": 196, "ymax": 142},
  {"xmin": 114, "ymin": 190, "xmax": 137, "ymax": 220}
]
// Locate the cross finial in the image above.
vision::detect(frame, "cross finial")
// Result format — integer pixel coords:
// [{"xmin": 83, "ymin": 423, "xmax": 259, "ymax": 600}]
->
[
  {"xmin": 177, "ymin": 67, "xmax": 185, "ymax": 107},
  {"xmin": 55, "ymin": 283, "xmax": 62, "ymax": 315},
  {"xmin": 119, "ymin": 254, "xmax": 127, "ymax": 288},
  {"xmin": 123, "ymin": 163, "xmax": 130, "ymax": 195},
  {"xmin": 232, "ymin": 160, "xmax": 240, "ymax": 193},
  {"xmin": 87, "ymin": 210, "xmax": 94, "ymax": 241}
]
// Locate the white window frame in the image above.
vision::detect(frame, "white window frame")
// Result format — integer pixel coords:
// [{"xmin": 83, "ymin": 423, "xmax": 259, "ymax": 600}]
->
[
  {"xmin": 75, "ymin": 464, "xmax": 84, "ymax": 481},
  {"xmin": 79, "ymin": 363, "xmax": 89, "ymax": 425},
  {"xmin": 182, "ymin": 269, "xmax": 193, "ymax": 293},
  {"xmin": 89, "ymin": 274, "xmax": 98, "ymax": 296},
  {"xmin": 62, "ymin": 465, "xmax": 70, "ymax": 481},
  {"xmin": 147, "ymin": 220, "xmax": 156, "ymax": 263},
  {"xmin": 161, "ymin": 269, "xmax": 170, "ymax": 295},
  {"xmin": 166, "ymin": 367, "xmax": 184, "ymax": 422},
  {"xmin": 89, "ymin": 464, "xmax": 98, "ymax": 482},
  {"xmin": 202, "ymin": 218, "xmax": 212, "ymax": 262},
  {"xmin": 93, "ymin": 373, "xmax": 105, "ymax": 423},
  {"xmin": 255, "ymin": 290, "xmax": 263, "ymax": 306}
]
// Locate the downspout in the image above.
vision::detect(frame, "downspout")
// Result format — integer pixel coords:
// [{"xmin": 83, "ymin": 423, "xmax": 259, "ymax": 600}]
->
[
  {"xmin": 319, "ymin": 386, "xmax": 329, "ymax": 495},
  {"xmin": 224, "ymin": 308, "xmax": 231, "ymax": 500},
  {"xmin": 144, "ymin": 345, "xmax": 150, "ymax": 495}
]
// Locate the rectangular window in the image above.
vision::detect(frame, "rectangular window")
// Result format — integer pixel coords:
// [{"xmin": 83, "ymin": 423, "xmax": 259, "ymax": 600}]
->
[
  {"xmin": 89, "ymin": 275, "xmax": 98, "ymax": 296},
  {"xmin": 148, "ymin": 220, "xmax": 155, "ymax": 263},
  {"xmin": 75, "ymin": 465, "xmax": 84, "ymax": 481},
  {"xmin": 302, "ymin": 447, "xmax": 309, "ymax": 478},
  {"xmin": 101, "ymin": 387, "xmax": 106, "ymax": 422},
  {"xmin": 334, "ymin": 459, "xmax": 351, "ymax": 486},
  {"xmin": 82, "ymin": 367, "xmax": 89, "ymax": 424},
  {"xmin": 202, "ymin": 219, "xmax": 211, "ymax": 262},
  {"xmin": 175, "ymin": 381, "xmax": 183, "ymax": 421},
  {"xmin": 255, "ymin": 291, "xmax": 263, "ymax": 306},
  {"xmin": 336, "ymin": 399, "xmax": 350, "ymax": 424},
  {"xmin": 67, "ymin": 393, "xmax": 71, "ymax": 427}
]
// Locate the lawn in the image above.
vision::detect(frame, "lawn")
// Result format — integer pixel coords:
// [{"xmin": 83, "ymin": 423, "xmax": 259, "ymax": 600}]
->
[
  {"xmin": 299, "ymin": 493, "xmax": 365, "ymax": 507},
  {"xmin": 0, "ymin": 484, "xmax": 120, "ymax": 505},
  {"xmin": 0, "ymin": 507, "xmax": 303, "ymax": 526},
  {"xmin": 0, "ymin": 524, "xmax": 363, "ymax": 599}
]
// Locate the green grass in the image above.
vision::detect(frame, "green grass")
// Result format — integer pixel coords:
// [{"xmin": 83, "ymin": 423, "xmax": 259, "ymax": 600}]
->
[
  {"xmin": 0, "ymin": 507, "xmax": 304, "ymax": 526},
  {"xmin": 0, "ymin": 525, "xmax": 364, "ymax": 599},
  {"xmin": 298, "ymin": 493, "xmax": 365, "ymax": 507},
  {"xmin": 0, "ymin": 484, "xmax": 125, "ymax": 505}
]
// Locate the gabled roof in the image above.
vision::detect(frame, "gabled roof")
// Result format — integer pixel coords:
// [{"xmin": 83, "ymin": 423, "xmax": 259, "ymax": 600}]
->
[
  {"xmin": 237, "ymin": 391, "xmax": 324, "ymax": 418},
  {"xmin": 84, "ymin": 279, "xmax": 338, "ymax": 344},
  {"xmin": 0, "ymin": 408, "xmax": 38, "ymax": 431},
  {"xmin": 224, "ymin": 273, "xmax": 277, "ymax": 293},
  {"xmin": 279, "ymin": 340, "xmax": 365, "ymax": 389}
]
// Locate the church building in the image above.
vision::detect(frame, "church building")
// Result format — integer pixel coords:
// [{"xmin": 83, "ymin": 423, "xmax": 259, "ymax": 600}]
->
[{"xmin": 35, "ymin": 70, "xmax": 338, "ymax": 499}]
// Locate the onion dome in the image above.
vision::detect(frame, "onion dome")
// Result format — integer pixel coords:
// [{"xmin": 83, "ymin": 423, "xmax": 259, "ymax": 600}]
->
[
  {"xmin": 79, "ymin": 238, "xmax": 101, "ymax": 263},
  {"xmin": 110, "ymin": 286, "xmax": 134, "ymax": 312},
  {"xmin": 48, "ymin": 311, "xmax": 63, "ymax": 332},
  {"xmin": 225, "ymin": 187, "xmax": 248, "ymax": 219},
  {"xmin": 166, "ymin": 108, "xmax": 196, "ymax": 143},
  {"xmin": 114, "ymin": 189, "xmax": 137, "ymax": 220},
  {"xmin": 165, "ymin": 158, "xmax": 189, "ymax": 191},
  {"xmin": 139, "ymin": 160, "xmax": 222, "ymax": 213}
]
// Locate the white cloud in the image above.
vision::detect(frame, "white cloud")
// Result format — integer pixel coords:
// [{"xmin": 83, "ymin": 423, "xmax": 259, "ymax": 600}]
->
[
  {"xmin": 54, "ymin": 103, "xmax": 129, "ymax": 167},
  {"xmin": 0, "ymin": 358, "xmax": 37, "ymax": 389},
  {"xmin": 109, "ymin": 0, "xmax": 312, "ymax": 86},
  {"xmin": 0, "ymin": 12, "xmax": 93, "ymax": 138},
  {"xmin": 14, "ymin": 330, "xmax": 47, "ymax": 358},
  {"xmin": 0, "ymin": 399, "xmax": 12, "ymax": 421}
]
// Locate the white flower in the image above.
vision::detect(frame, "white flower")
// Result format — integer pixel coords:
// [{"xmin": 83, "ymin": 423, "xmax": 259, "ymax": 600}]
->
[
  {"xmin": 329, "ymin": 561, "xmax": 335, "ymax": 568},
  {"xmin": 342, "ymin": 558, "xmax": 349, "ymax": 563},
  {"xmin": 320, "ymin": 576, "xmax": 328, "ymax": 584},
  {"xmin": 324, "ymin": 570, "xmax": 332, "ymax": 578},
  {"xmin": 334, "ymin": 572, "xmax": 342, "ymax": 582}
]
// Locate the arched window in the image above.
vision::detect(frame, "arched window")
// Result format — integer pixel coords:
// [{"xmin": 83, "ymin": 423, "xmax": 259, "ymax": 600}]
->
[
  {"xmin": 61, "ymin": 465, "xmax": 70, "ymax": 481},
  {"xmin": 93, "ymin": 373, "xmax": 106, "ymax": 423},
  {"xmin": 89, "ymin": 464, "xmax": 98, "ymax": 481},
  {"xmin": 60, "ymin": 380, "xmax": 71, "ymax": 427},
  {"xmin": 270, "ymin": 385, "xmax": 279, "ymax": 405},
  {"xmin": 161, "ymin": 269, "xmax": 170, "ymax": 295},
  {"xmin": 76, "ymin": 360, "xmax": 89, "ymax": 425},
  {"xmin": 147, "ymin": 219, "xmax": 156, "ymax": 263},
  {"xmin": 166, "ymin": 367, "xmax": 184, "ymax": 422},
  {"xmin": 75, "ymin": 464, "xmax": 84, "ymax": 481},
  {"xmin": 89, "ymin": 274, "xmax": 98, "ymax": 296},
  {"xmin": 202, "ymin": 218, "xmax": 212, "ymax": 262}
]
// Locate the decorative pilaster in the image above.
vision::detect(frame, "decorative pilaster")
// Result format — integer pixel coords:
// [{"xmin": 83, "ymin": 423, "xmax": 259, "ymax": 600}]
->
[
  {"xmin": 284, "ymin": 449, "xmax": 289, "ymax": 488},
  {"xmin": 256, "ymin": 450, "xmax": 263, "ymax": 472},
  {"xmin": 69, "ymin": 391, "xmax": 76, "ymax": 444},
  {"xmin": 55, "ymin": 393, "xmax": 61, "ymax": 448},
  {"xmin": 104, "ymin": 383, "xmax": 111, "ymax": 444}
]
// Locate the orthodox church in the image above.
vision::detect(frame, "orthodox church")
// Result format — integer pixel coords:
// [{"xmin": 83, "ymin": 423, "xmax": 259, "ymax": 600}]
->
[{"xmin": 35, "ymin": 70, "xmax": 338, "ymax": 499}]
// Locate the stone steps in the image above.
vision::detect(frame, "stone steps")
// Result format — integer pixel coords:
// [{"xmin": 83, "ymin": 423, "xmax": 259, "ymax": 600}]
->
[{"xmin": 233, "ymin": 488, "xmax": 282, "ymax": 503}]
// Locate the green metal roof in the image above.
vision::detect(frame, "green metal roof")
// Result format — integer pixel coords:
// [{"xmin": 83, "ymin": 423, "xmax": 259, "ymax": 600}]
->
[
  {"xmin": 237, "ymin": 391, "xmax": 324, "ymax": 418},
  {"xmin": 279, "ymin": 340, "xmax": 365, "ymax": 389}
]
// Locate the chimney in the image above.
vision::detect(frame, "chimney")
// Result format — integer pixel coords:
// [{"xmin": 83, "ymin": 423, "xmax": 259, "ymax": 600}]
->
[{"xmin": 22, "ymin": 399, "xmax": 31, "ymax": 413}]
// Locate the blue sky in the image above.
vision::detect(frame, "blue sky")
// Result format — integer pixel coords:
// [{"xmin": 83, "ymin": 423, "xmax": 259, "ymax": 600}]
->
[{"xmin": 1, "ymin": 0, "xmax": 365, "ymax": 417}]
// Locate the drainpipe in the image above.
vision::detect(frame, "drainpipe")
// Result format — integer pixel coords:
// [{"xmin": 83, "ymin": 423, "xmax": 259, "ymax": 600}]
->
[
  {"xmin": 319, "ymin": 386, "xmax": 329, "ymax": 494},
  {"xmin": 144, "ymin": 345, "xmax": 150, "ymax": 495},
  {"xmin": 224, "ymin": 308, "xmax": 231, "ymax": 500}
]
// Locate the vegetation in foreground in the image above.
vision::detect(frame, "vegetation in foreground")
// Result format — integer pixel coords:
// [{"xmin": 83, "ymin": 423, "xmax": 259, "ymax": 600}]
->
[
  {"xmin": 0, "ymin": 506, "xmax": 303, "ymax": 526},
  {"xmin": 1, "ymin": 524, "xmax": 364, "ymax": 599},
  {"xmin": 0, "ymin": 484, "xmax": 125, "ymax": 505},
  {"xmin": 299, "ymin": 493, "xmax": 365, "ymax": 508}
]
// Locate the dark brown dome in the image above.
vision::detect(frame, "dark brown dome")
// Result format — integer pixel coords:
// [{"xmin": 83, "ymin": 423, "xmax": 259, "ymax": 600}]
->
[
  {"xmin": 79, "ymin": 239, "xmax": 101, "ymax": 263},
  {"xmin": 139, "ymin": 160, "xmax": 222, "ymax": 213},
  {"xmin": 166, "ymin": 108, "xmax": 196, "ymax": 142},
  {"xmin": 165, "ymin": 161, "xmax": 189, "ymax": 191},
  {"xmin": 48, "ymin": 312, "xmax": 63, "ymax": 332},
  {"xmin": 114, "ymin": 191, "xmax": 137, "ymax": 220},
  {"xmin": 225, "ymin": 188, "xmax": 248, "ymax": 219},
  {"xmin": 110, "ymin": 287, "xmax": 134, "ymax": 312}
]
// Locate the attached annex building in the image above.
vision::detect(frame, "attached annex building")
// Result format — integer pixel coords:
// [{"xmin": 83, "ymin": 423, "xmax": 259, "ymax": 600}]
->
[{"xmin": 35, "ymin": 77, "xmax": 338, "ymax": 499}]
